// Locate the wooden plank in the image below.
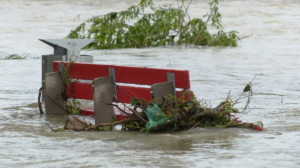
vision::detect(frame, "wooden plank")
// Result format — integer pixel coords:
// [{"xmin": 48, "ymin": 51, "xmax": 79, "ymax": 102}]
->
[
  {"xmin": 80, "ymin": 106, "xmax": 94, "ymax": 116},
  {"xmin": 66, "ymin": 82, "xmax": 93, "ymax": 100},
  {"xmin": 66, "ymin": 83, "xmax": 152, "ymax": 103},
  {"xmin": 116, "ymin": 86, "xmax": 152, "ymax": 103},
  {"xmin": 66, "ymin": 82, "xmax": 188, "ymax": 103},
  {"xmin": 53, "ymin": 61, "xmax": 190, "ymax": 89}
]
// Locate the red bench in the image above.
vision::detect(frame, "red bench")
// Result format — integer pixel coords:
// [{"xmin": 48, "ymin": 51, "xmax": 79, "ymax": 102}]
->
[{"xmin": 45, "ymin": 61, "xmax": 190, "ymax": 125}]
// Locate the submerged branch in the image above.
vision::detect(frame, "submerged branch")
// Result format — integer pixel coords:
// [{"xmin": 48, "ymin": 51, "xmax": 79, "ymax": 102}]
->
[{"xmin": 38, "ymin": 87, "xmax": 44, "ymax": 114}]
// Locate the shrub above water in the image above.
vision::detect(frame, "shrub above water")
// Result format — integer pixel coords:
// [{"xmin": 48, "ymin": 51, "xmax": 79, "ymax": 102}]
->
[{"xmin": 67, "ymin": 0, "xmax": 240, "ymax": 49}]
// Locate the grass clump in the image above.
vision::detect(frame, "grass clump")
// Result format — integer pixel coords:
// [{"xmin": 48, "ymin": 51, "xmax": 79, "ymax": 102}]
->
[{"xmin": 0, "ymin": 52, "xmax": 38, "ymax": 60}]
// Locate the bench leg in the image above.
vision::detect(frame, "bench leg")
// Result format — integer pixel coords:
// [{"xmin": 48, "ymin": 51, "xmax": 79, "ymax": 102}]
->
[
  {"xmin": 45, "ymin": 72, "xmax": 66, "ymax": 115},
  {"xmin": 93, "ymin": 76, "xmax": 116, "ymax": 125},
  {"xmin": 151, "ymin": 82, "xmax": 175, "ymax": 109},
  {"xmin": 42, "ymin": 55, "xmax": 63, "ymax": 101}
]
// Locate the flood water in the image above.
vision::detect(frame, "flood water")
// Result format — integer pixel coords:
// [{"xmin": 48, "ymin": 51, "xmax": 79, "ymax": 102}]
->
[{"xmin": 1, "ymin": 0, "xmax": 300, "ymax": 167}]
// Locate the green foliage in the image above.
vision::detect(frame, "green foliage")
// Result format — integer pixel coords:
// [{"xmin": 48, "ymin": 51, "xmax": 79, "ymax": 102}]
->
[
  {"xmin": 3, "ymin": 54, "xmax": 27, "ymax": 60},
  {"xmin": 0, "ymin": 52, "xmax": 31, "ymax": 60},
  {"xmin": 67, "ymin": 0, "xmax": 240, "ymax": 49},
  {"xmin": 0, "ymin": 52, "xmax": 40, "ymax": 60},
  {"xmin": 65, "ymin": 99, "xmax": 82, "ymax": 115},
  {"xmin": 59, "ymin": 61, "xmax": 83, "ymax": 114},
  {"xmin": 118, "ymin": 91, "xmax": 262, "ymax": 132},
  {"xmin": 53, "ymin": 128, "xmax": 65, "ymax": 132},
  {"xmin": 130, "ymin": 98, "xmax": 142, "ymax": 106}
]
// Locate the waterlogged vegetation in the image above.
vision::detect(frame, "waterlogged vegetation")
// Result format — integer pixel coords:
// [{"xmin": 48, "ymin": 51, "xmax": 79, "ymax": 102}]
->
[
  {"xmin": 0, "ymin": 52, "xmax": 38, "ymax": 60},
  {"xmin": 67, "ymin": 0, "xmax": 241, "ymax": 49},
  {"xmin": 0, "ymin": 52, "xmax": 28, "ymax": 60},
  {"xmin": 57, "ymin": 87, "xmax": 263, "ymax": 132}
]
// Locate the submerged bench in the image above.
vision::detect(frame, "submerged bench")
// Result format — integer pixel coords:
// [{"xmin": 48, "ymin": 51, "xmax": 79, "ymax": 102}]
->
[{"xmin": 44, "ymin": 61, "xmax": 191, "ymax": 125}]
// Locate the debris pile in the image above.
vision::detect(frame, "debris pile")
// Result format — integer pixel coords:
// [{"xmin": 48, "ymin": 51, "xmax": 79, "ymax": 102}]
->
[
  {"xmin": 60, "ymin": 87, "xmax": 263, "ymax": 132},
  {"xmin": 46, "ymin": 62, "xmax": 263, "ymax": 132}
]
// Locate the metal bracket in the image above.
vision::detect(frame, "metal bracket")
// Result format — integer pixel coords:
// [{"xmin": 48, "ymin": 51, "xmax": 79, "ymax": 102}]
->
[
  {"xmin": 58, "ymin": 62, "xmax": 64, "ymax": 71},
  {"xmin": 42, "ymin": 55, "xmax": 64, "ymax": 101},
  {"xmin": 109, "ymin": 67, "xmax": 117, "ymax": 98},
  {"xmin": 39, "ymin": 39, "xmax": 94, "ymax": 61},
  {"xmin": 167, "ymin": 73, "xmax": 176, "ymax": 97},
  {"xmin": 93, "ymin": 76, "xmax": 116, "ymax": 125}
]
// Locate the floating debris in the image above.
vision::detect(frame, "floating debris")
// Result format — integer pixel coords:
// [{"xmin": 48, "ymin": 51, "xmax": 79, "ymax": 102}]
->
[{"xmin": 59, "ymin": 87, "xmax": 263, "ymax": 133}]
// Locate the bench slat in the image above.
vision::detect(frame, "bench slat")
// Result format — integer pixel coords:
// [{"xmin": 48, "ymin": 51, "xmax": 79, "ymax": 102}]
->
[
  {"xmin": 67, "ymin": 83, "xmax": 93, "ymax": 100},
  {"xmin": 67, "ymin": 83, "xmax": 152, "ymax": 103},
  {"xmin": 80, "ymin": 106, "xmax": 129, "ymax": 121},
  {"xmin": 116, "ymin": 85, "xmax": 152, "ymax": 103},
  {"xmin": 53, "ymin": 62, "xmax": 190, "ymax": 89},
  {"xmin": 66, "ymin": 83, "xmax": 187, "ymax": 103}
]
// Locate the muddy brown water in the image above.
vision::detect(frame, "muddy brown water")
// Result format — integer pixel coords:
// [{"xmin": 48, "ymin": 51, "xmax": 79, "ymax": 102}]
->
[{"xmin": 1, "ymin": 0, "xmax": 300, "ymax": 167}]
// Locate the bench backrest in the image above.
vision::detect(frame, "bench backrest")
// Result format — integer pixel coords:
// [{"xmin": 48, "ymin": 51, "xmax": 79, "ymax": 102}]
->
[{"xmin": 53, "ymin": 61, "xmax": 190, "ymax": 103}]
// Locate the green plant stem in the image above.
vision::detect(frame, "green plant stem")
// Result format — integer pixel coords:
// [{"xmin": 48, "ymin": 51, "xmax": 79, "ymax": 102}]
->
[{"xmin": 193, "ymin": 3, "xmax": 216, "ymax": 45}]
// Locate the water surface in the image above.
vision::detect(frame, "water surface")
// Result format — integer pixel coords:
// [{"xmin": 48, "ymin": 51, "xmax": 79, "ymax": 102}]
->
[{"xmin": 0, "ymin": 0, "xmax": 300, "ymax": 167}]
